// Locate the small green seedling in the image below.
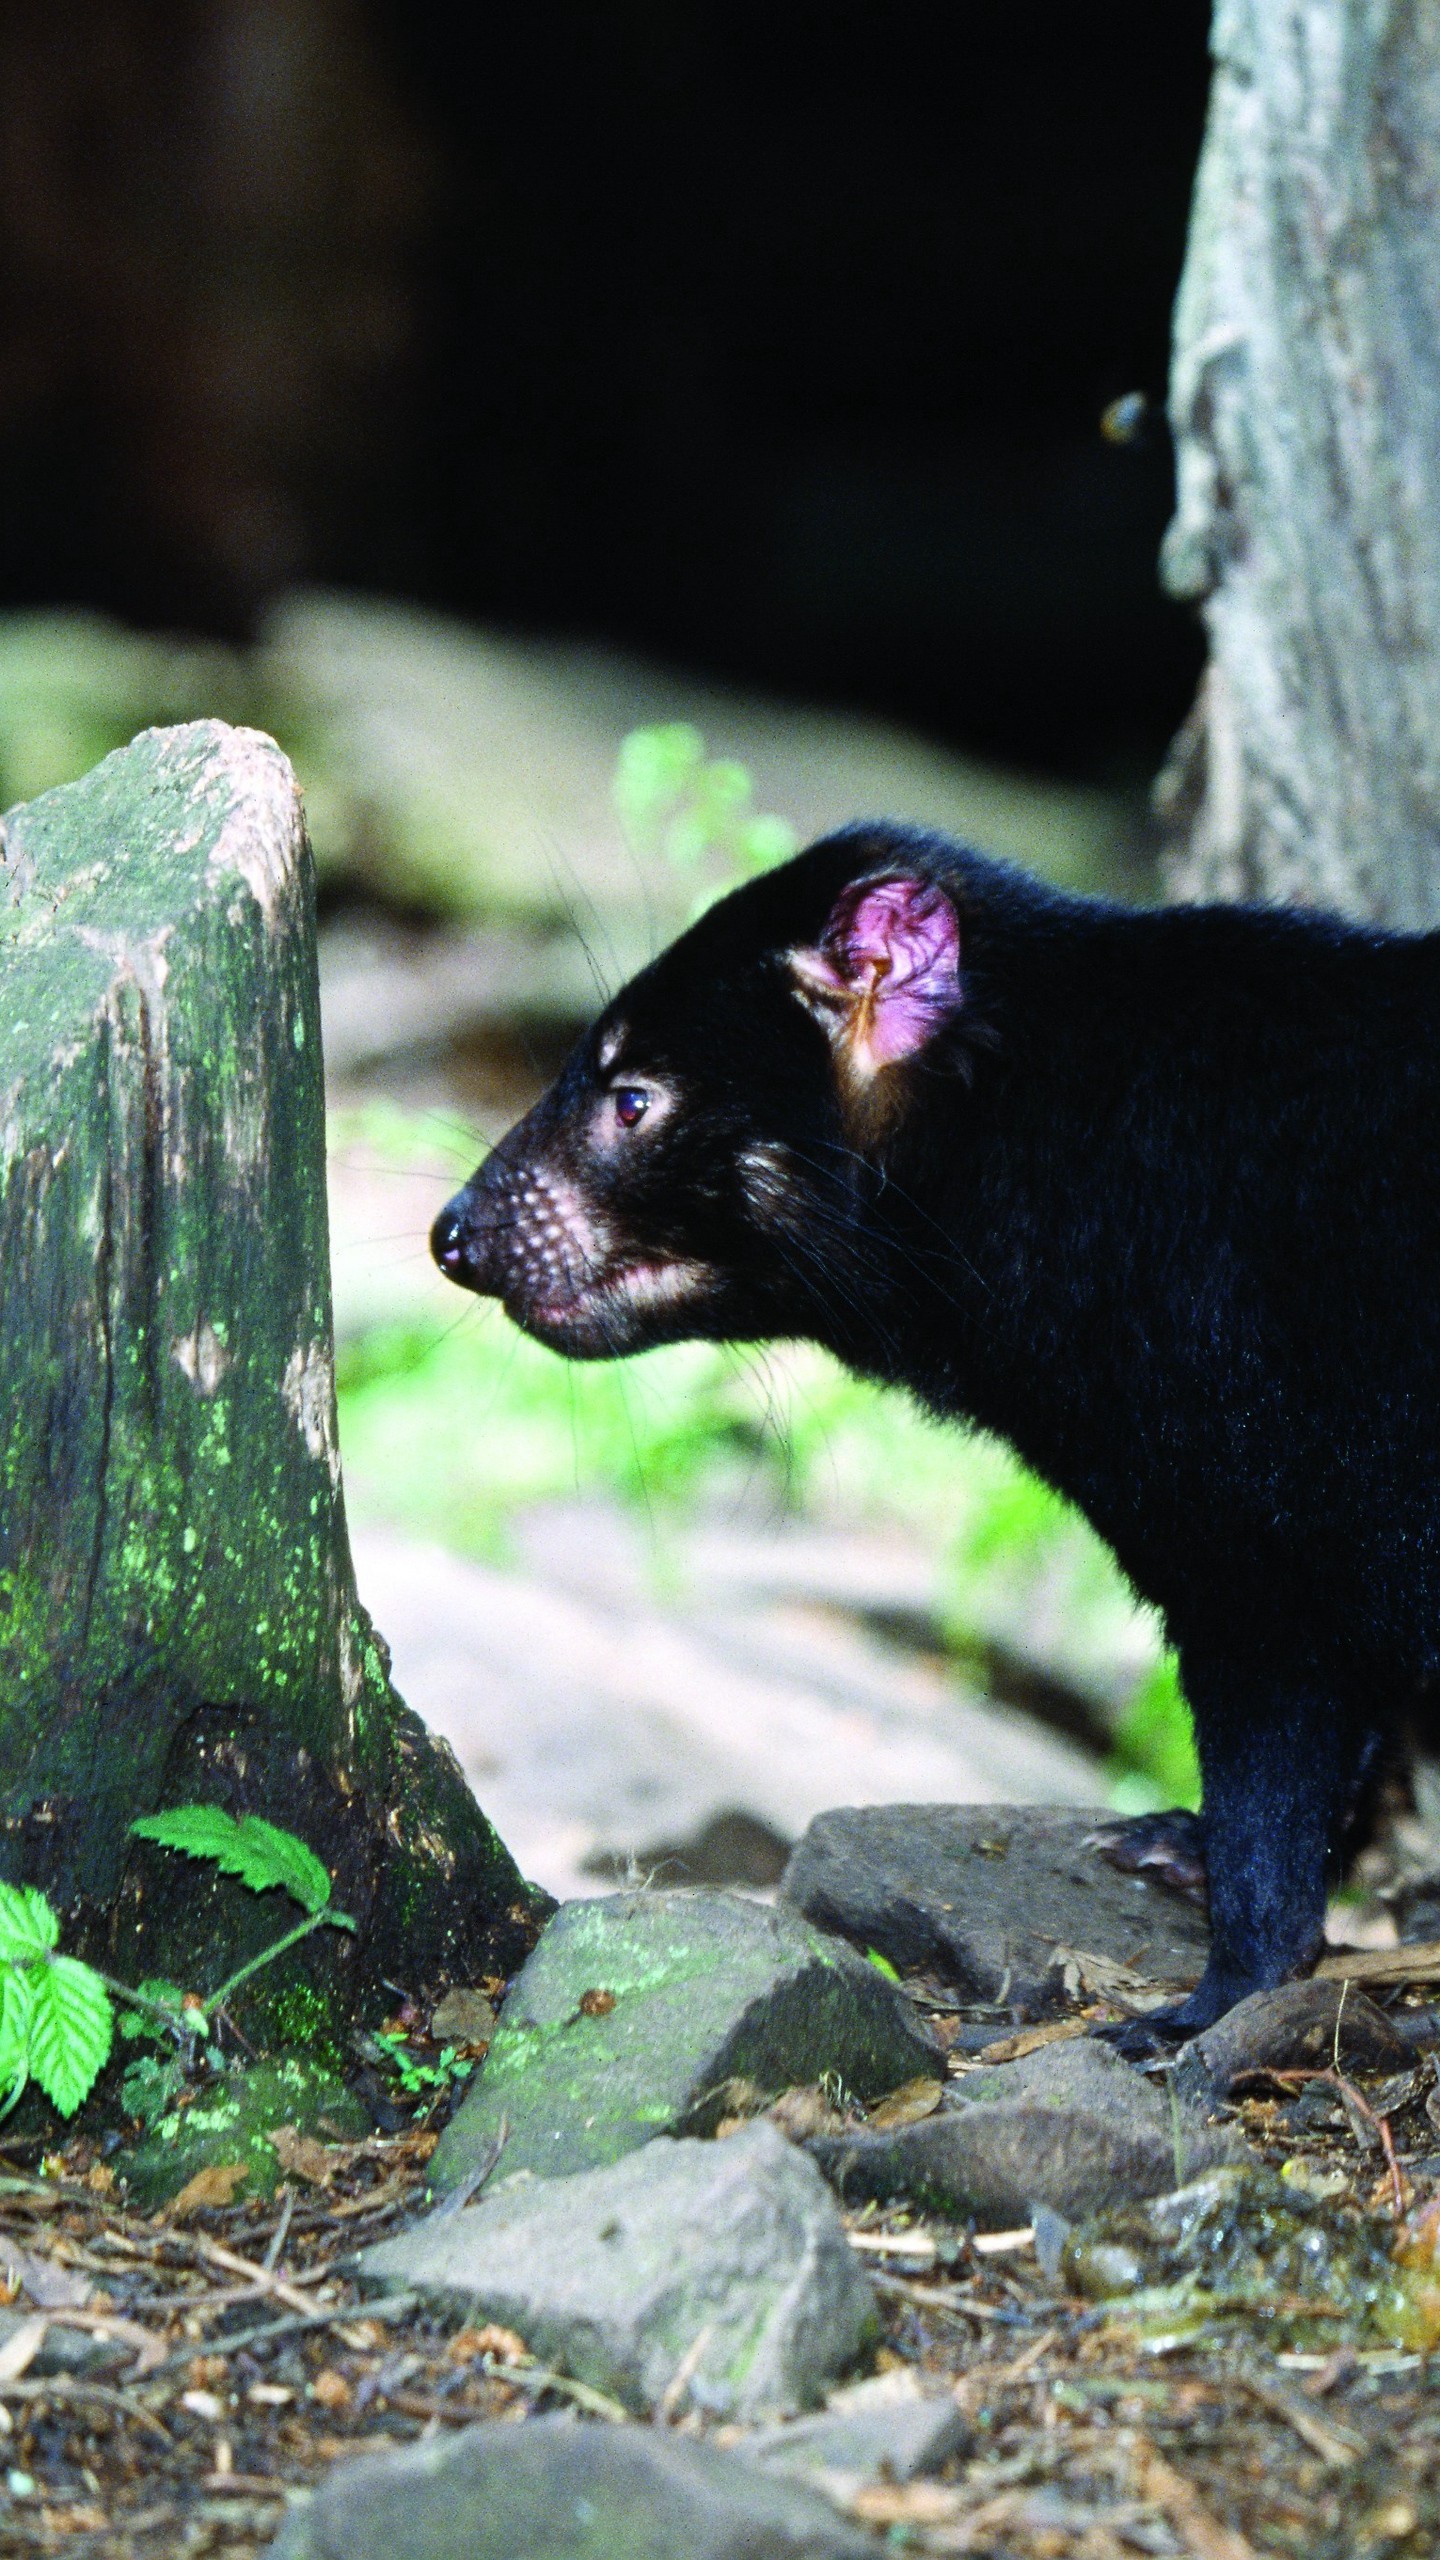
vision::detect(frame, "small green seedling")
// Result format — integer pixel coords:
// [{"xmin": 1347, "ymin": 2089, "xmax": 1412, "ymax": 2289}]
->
[
  {"xmin": 0, "ymin": 1806, "xmax": 355, "ymax": 2122},
  {"xmin": 365, "ymin": 2029, "xmax": 474, "ymax": 2101}
]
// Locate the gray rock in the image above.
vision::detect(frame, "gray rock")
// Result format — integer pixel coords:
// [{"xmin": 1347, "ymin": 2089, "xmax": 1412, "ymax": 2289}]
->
[
  {"xmin": 945, "ymin": 2034, "xmax": 1177, "ymax": 2114},
  {"xmin": 0, "ymin": 2310, "xmax": 112, "ymax": 2378},
  {"xmin": 428, "ymin": 1888, "xmax": 938, "ymax": 2193},
  {"xmin": 744, "ymin": 2369, "xmax": 970, "ymax": 2484},
  {"xmin": 360, "ymin": 2122, "xmax": 877, "ymax": 2421},
  {"xmin": 811, "ymin": 2033, "xmax": 1243, "ymax": 2224},
  {"xmin": 783, "ymin": 1805, "xmax": 1210, "ymax": 2016},
  {"xmin": 1179, "ymin": 1980, "xmax": 1410, "ymax": 2097},
  {"xmin": 267, "ymin": 2414, "xmax": 875, "ymax": 2560}
]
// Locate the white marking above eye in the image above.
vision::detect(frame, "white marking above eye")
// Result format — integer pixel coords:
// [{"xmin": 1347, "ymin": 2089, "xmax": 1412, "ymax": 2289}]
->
[{"xmin": 597, "ymin": 1022, "xmax": 628, "ymax": 1073}]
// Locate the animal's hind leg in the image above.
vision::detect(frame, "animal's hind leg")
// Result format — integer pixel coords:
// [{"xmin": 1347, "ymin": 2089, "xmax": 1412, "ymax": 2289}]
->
[{"xmin": 1106, "ymin": 1662, "xmax": 1380, "ymax": 2042}]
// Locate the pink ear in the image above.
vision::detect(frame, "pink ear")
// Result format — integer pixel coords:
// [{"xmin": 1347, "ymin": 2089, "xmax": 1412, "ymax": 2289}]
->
[{"xmin": 789, "ymin": 875, "xmax": 962, "ymax": 1074}]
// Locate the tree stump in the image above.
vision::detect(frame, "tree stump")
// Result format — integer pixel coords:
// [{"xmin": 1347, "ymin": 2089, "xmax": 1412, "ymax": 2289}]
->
[
  {"xmin": 0, "ymin": 721, "xmax": 542, "ymax": 2047},
  {"xmin": 1160, "ymin": 0, "xmax": 1440, "ymax": 926}
]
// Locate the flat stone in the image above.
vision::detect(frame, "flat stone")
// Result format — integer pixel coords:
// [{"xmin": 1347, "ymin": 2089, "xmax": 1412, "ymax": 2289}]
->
[
  {"xmin": 268, "ymin": 2413, "xmax": 875, "ymax": 2560},
  {"xmin": 944, "ymin": 2034, "xmax": 1181, "ymax": 2115},
  {"xmin": 427, "ymin": 1888, "xmax": 938, "ymax": 2193},
  {"xmin": 744, "ymin": 2368, "xmax": 969, "ymax": 2484},
  {"xmin": 1180, "ymin": 1981, "xmax": 1410, "ymax": 2098},
  {"xmin": 361, "ymin": 2121, "xmax": 877, "ymax": 2421},
  {"xmin": 782, "ymin": 1805, "xmax": 1209, "ymax": 2016},
  {"xmin": 811, "ymin": 2035, "xmax": 1243, "ymax": 2225}
]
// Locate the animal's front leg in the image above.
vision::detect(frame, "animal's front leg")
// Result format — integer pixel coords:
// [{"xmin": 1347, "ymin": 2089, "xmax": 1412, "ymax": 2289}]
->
[{"xmin": 1103, "ymin": 1661, "xmax": 1371, "ymax": 2046}]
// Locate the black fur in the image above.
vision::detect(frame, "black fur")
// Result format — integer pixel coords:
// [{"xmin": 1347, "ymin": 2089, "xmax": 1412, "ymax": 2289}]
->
[{"xmin": 433, "ymin": 825, "xmax": 1440, "ymax": 2031}]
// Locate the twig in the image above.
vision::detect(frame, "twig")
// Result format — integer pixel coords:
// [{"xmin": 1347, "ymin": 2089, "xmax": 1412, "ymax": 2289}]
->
[
  {"xmin": 290, "ymin": 2172, "xmax": 413, "ymax": 2224},
  {"xmin": 187, "ymin": 2233, "xmax": 333, "ymax": 2317},
  {"xmin": 1135, "ymin": 2441, "xmax": 1259, "ymax": 2560},
  {"xmin": 658, "ymin": 2321, "xmax": 714, "ymax": 2419},
  {"xmin": 121, "ymin": 2282, "xmax": 292, "ymax": 2317},
  {"xmin": 195, "ymin": 2473, "xmax": 286, "ymax": 2499},
  {"xmin": 149, "ymin": 2289, "xmax": 421, "ymax": 2376},
  {"xmin": 1241, "ymin": 2368, "xmax": 1363, "ymax": 2469},
  {"xmin": 1229, "ymin": 2066, "xmax": 1406, "ymax": 2214},
  {"xmin": 0, "ymin": 2376, "xmax": 172, "ymax": 2440},
  {"xmin": 262, "ymin": 2189, "xmax": 295, "ymax": 2274},
  {"xmin": 501, "ymin": 2361, "xmax": 629, "ymax": 2423},
  {"xmin": 1316, "ymin": 1939, "xmax": 1440, "ymax": 1988},
  {"xmin": 870, "ymin": 2272, "xmax": 1012, "ymax": 2319},
  {"xmin": 427, "ymin": 2117, "xmax": 508, "ymax": 2220}
]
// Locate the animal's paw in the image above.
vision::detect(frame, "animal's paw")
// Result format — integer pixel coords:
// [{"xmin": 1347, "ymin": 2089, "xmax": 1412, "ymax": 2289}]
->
[
  {"xmin": 1087, "ymin": 1807, "xmax": 1208, "ymax": 1909},
  {"xmin": 1090, "ymin": 2004, "xmax": 1198, "ymax": 2062}
]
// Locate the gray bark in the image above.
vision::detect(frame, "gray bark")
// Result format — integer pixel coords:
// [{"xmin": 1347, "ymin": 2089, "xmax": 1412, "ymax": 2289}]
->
[{"xmin": 1160, "ymin": 0, "xmax": 1440, "ymax": 927}]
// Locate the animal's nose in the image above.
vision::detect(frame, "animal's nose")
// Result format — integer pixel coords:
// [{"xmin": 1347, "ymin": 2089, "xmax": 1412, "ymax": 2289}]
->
[{"xmin": 430, "ymin": 1197, "xmax": 469, "ymax": 1278}]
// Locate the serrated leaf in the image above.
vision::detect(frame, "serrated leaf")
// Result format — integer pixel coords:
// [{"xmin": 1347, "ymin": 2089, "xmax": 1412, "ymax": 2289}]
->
[
  {"xmin": 26, "ymin": 1958, "xmax": 112, "ymax": 2118},
  {"xmin": 132, "ymin": 1807, "xmax": 332, "ymax": 1914},
  {"xmin": 131, "ymin": 1804, "xmax": 250, "ymax": 1865},
  {"xmin": 0, "ymin": 1885, "xmax": 58, "ymax": 1964},
  {"xmin": 224, "ymin": 1818, "xmax": 332, "ymax": 1915},
  {"xmin": 0, "ymin": 1965, "xmax": 35, "ymax": 2103}
]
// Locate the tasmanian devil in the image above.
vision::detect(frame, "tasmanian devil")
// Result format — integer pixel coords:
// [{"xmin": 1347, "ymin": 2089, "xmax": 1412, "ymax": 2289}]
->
[{"xmin": 430, "ymin": 823, "xmax": 1440, "ymax": 2034}]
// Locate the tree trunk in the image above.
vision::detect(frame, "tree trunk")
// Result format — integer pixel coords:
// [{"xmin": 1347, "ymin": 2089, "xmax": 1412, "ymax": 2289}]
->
[
  {"xmin": 0, "ymin": 721, "xmax": 543, "ymax": 2048},
  {"xmin": 1159, "ymin": 0, "xmax": 1440, "ymax": 927}
]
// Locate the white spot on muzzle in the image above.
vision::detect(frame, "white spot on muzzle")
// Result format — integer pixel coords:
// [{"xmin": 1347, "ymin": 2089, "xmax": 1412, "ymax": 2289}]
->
[{"xmin": 516, "ymin": 1167, "xmax": 611, "ymax": 1290}]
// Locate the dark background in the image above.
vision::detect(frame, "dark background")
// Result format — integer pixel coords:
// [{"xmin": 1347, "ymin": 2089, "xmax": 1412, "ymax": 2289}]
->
[{"xmin": 0, "ymin": 1, "xmax": 1211, "ymax": 782}]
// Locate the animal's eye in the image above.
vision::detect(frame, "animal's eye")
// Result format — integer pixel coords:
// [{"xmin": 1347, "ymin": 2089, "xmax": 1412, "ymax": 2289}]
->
[{"xmin": 613, "ymin": 1087, "xmax": 649, "ymax": 1130}]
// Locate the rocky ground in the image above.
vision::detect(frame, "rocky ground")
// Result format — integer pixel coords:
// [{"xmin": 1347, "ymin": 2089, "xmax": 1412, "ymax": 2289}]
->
[{"xmin": 2, "ymin": 1809, "xmax": 1440, "ymax": 2557}]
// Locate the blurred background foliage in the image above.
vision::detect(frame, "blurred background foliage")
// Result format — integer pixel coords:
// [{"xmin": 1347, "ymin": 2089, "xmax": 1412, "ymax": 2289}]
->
[{"xmin": 0, "ymin": 2, "xmax": 1212, "ymax": 1814}]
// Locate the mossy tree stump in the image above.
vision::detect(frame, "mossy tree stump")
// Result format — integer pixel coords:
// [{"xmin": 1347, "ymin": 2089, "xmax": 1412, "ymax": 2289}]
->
[{"xmin": 0, "ymin": 721, "xmax": 542, "ymax": 2055}]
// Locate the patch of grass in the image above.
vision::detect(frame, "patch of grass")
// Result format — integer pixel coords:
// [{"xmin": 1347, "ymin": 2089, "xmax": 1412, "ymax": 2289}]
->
[{"xmin": 334, "ymin": 1282, "xmax": 1198, "ymax": 1807}]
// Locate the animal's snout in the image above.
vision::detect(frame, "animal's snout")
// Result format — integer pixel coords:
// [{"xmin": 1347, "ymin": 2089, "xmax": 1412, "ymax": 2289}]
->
[
  {"xmin": 430, "ymin": 1183, "xmax": 502, "ymax": 1294},
  {"xmin": 430, "ymin": 1198, "xmax": 467, "ymax": 1276},
  {"xmin": 431, "ymin": 1145, "xmax": 616, "ymax": 1328}
]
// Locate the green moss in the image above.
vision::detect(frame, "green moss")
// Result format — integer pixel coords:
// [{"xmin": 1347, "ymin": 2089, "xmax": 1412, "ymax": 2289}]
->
[
  {"xmin": 119, "ymin": 2057, "xmax": 369, "ymax": 2210},
  {"xmin": 0, "ymin": 725, "xmax": 536, "ymax": 2023}
]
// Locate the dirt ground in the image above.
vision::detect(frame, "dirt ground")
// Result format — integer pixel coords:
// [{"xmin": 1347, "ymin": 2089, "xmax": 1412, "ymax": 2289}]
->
[{"xmin": 0, "ymin": 1977, "xmax": 1437, "ymax": 2560}]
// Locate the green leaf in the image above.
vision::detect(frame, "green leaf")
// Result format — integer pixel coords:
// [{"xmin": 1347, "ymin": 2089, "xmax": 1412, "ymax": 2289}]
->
[
  {"xmin": 26, "ymin": 1958, "xmax": 112, "ymax": 2118},
  {"xmin": 865, "ymin": 1947, "xmax": 901, "ymax": 1983},
  {"xmin": 120, "ymin": 2052, "xmax": 186, "ymax": 2133},
  {"xmin": 0, "ymin": 1965, "xmax": 35, "ymax": 2102},
  {"xmin": 131, "ymin": 1807, "xmax": 333, "ymax": 1914},
  {"xmin": 0, "ymin": 1885, "xmax": 58, "ymax": 1964},
  {"xmin": 118, "ymin": 1978, "xmax": 192, "ymax": 2042},
  {"xmin": 133, "ymin": 1977, "xmax": 188, "ymax": 2008}
]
